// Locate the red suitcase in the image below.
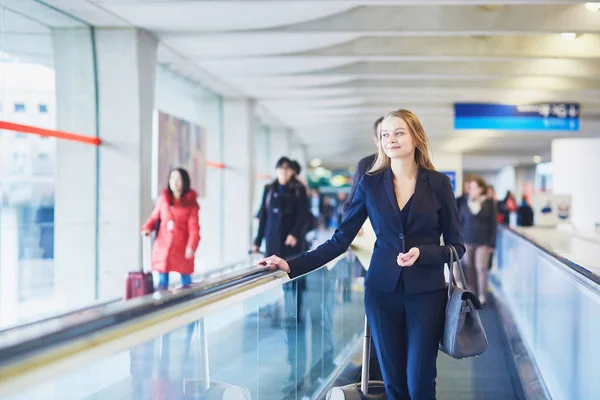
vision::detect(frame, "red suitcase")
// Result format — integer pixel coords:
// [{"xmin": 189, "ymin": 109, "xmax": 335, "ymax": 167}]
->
[{"xmin": 125, "ymin": 236, "xmax": 154, "ymax": 299}]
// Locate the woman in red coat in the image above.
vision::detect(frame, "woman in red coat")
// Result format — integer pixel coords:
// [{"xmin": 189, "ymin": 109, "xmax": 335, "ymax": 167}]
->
[{"xmin": 141, "ymin": 168, "xmax": 200, "ymax": 289}]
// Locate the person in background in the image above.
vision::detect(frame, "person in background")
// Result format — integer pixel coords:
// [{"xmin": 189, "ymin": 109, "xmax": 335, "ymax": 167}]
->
[
  {"xmin": 289, "ymin": 160, "xmax": 311, "ymax": 251},
  {"xmin": 335, "ymin": 192, "xmax": 348, "ymax": 225},
  {"xmin": 517, "ymin": 197, "xmax": 534, "ymax": 227},
  {"xmin": 252, "ymin": 156, "xmax": 308, "ymax": 391},
  {"xmin": 287, "ymin": 165, "xmax": 337, "ymax": 384},
  {"xmin": 142, "ymin": 168, "xmax": 200, "ymax": 290},
  {"xmin": 486, "ymin": 185, "xmax": 501, "ymax": 270},
  {"xmin": 343, "ymin": 116, "xmax": 384, "ymax": 212},
  {"xmin": 320, "ymin": 196, "xmax": 335, "ymax": 229},
  {"xmin": 501, "ymin": 191, "xmax": 518, "ymax": 225},
  {"xmin": 460, "ymin": 176, "xmax": 497, "ymax": 305},
  {"xmin": 456, "ymin": 179, "xmax": 471, "ymax": 215},
  {"xmin": 307, "ymin": 188, "xmax": 321, "ymax": 246},
  {"xmin": 290, "ymin": 160, "xmax": 309, "ymax": 190},
  {"xmin": 252, "ymin": 157, "xmax": 307, "ymax": 257}
]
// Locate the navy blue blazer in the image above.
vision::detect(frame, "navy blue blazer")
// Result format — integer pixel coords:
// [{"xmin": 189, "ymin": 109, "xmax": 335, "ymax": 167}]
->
[{"xmin": 288, "ymin": 167, "xmax": 466, "ymax": 294}]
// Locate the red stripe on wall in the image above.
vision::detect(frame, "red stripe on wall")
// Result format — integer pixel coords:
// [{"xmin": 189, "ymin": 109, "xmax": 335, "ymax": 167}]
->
[
  {"xmin": 205, "ymin": 161, "xmax": 226, "ymax": 169},
  {"xmin": 255, "ymin": 173, "xmax": 272, "ymax": 180},
  {"xmin": 0, "ymin": 121, "xmax": 101, "ymax": 146}
]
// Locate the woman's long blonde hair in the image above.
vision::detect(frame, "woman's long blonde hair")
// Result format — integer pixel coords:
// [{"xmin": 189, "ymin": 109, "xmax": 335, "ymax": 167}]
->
[{"xmin": 368, "ymin": 109, "xmax": 436, "ymax": 175}]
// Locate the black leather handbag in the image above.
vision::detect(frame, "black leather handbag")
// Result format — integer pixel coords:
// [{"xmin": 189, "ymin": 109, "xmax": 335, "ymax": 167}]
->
[{"xmin": 439, "ymin": 245, "xmax": 488, "ymax": 359}]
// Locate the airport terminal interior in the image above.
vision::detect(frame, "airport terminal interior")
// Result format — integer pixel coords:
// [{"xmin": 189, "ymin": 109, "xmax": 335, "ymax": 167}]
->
[{"xmin": 0, "ymin": 1, "xmax": 599, "ymax": 399}]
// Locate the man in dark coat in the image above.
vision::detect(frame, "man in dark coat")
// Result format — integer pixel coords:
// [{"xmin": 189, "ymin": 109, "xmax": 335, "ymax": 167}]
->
[
  {"xmin": 253, "ymin": 157, "xmax": 311, "ymax": 391},
  {"xmin": 343, "ymin": 116, "xmax": 383, "ymax": 213},
  {"xmin": 253, "ymin": 157, "xmax": 306, "ymax": 258}
]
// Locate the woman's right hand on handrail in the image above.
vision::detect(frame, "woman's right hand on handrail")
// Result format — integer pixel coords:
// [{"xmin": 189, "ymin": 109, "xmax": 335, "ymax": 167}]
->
[{"xmin": 259, "ymin": 255, "xmax": 290, "ymax": 273}]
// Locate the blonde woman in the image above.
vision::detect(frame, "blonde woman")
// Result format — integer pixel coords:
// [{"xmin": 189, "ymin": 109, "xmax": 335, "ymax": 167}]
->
[{"xmin": 262, "ymin": 110, "xmax": 465, "ymax": 399}]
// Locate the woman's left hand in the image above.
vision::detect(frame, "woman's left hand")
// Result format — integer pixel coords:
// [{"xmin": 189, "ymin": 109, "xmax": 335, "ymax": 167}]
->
[
  {"xmin": 185, "ymin": 247, "xmax": 194, "ymax": 260},
  {"xmin": 397, "ymin": 247, "xmax": 420, "ymax": 267}
]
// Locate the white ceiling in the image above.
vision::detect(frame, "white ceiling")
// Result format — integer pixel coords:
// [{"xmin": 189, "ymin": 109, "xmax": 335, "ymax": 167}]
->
[{"xmin": 7, "ymin": 0, "xmax": 600, "ymax": 170}]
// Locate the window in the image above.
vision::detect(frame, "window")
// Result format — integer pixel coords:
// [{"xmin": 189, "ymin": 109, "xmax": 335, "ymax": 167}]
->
[
  {"xmin": 14, "ymin": 103, "xmax": 26, "ymax": 112},
  {"xmin": 39, "ymin": 104, "xmax": 48, "ymax": 113}
]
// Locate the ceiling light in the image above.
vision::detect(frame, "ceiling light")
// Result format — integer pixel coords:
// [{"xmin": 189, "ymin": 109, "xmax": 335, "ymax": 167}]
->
[
  {"xmin": 584, "ymin": 3, "xmax": 600, "ymax": 12},
  {"xmin": 310, "ymin": 158, "xmax": 322, "ymax": 168},
  {"xmin": 533, "ymin": 155, "xmax": 542, "ymax": 164},
  {"xmin": 561, "ymin": 32, "xmax": 578, "ymax": 40}
]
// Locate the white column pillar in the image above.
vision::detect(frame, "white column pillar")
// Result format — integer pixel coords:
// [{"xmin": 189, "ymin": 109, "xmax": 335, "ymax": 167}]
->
[
  {"xmin": 95, "ymin": 28, "xmax": 157, "ymax": 299},
  {"xmin": 289, "ymin": 133, "xmax": 308, "ymax": 176},
  {"xmin": 52, "ymin": 28, "xmax": 99, "ymax": 308},
  {"xmin": 268, "ymin": 127, "xmax": 290, "ymax": 168},
  {"xmin": 54, "ymin": 28, "xmax": 158, "ymax": 302},
  {"xmin": 495, "ymin": 166, "xmax": 516, "ymax": 202},
  {"xmin": 196, "ymin": 95, "xmax": 224, "ymax": 272},
  {"xmin": 552, "ymin": 138, "xmax": 600, "ymax": 231},
  {"xmin": 222, "ymin": 98, "xmax": 255, "ymax": 265},
  {"xmin": 430, "ymin": 151, "xmax": 463, "ymax": 196}
]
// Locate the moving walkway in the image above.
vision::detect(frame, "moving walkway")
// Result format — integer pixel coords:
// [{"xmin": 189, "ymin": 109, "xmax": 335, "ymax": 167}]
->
[{"xmin": 0, "ymin": 226, "xmax": 598, "ymax": 399}]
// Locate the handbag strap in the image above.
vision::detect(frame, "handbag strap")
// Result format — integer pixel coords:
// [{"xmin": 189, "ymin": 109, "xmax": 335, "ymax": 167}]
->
[{"xmin": 445, "ymin": 245, "xmax": 468, "ymax": 299}]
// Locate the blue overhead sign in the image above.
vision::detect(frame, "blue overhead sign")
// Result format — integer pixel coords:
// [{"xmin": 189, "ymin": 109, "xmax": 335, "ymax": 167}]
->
[{"xmin": 454, "ymin": 103, "xmax": 580, "ymax": 131}]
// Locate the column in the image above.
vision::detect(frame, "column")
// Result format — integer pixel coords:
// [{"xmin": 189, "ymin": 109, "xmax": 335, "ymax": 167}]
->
[
  {"xmin": 430, "ymin": 151, "xmax": 463, "ymax": 196},
  {"xmin": 52, "ymin": 28, "xmax": 99, "ymax": 308},
  {"xmin": 222, "ymin": 99, "xmax": 255, "ymax": 265},
  {"xmin": 253, "ymin": 123, "xmax": 271, "ymax": 215},
  {"xmin": 196, "ymin": 94, "xmax": 224, "ymax": 272},
  {"xmin": 289, "ymin": 135, "xmax": 308, "ymax": 176},
  {"xmin": 268, "ymin": 127, "xmax": 291, "ymax": 168},
  {"xmin": 96, "ymin": 28, "xmax": 157, "ymax": 299},
  {"xmin": 551, "ymin": 138, "xmax": 600, "ymax": 231},
  {"xmin": 53, "ymin": 28, "xmax": 158, "ymax": 302},
  {"xmin": 495, "ymin": 166, "xmax": 516, "ymax": 203}
]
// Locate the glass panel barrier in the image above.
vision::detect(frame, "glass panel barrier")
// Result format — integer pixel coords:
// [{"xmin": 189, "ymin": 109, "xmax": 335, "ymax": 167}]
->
[
  {"xmin": 0, "ymin": 1, "xmax": 98, "ymax": 328},
  {"xmin": 0, "ymin": 130, "xmax": 103, "ymax": 329},
  {"xmin": 495, "ymin": 227, "xmax": 600, "ymax": 400},
  {"xmin": 1, "ymin": 250, "xmax": 367, "ymax": 400}
]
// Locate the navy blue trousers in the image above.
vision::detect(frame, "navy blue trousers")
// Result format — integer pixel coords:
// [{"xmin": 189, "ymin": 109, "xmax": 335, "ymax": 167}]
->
[{"xmin": 365, "ymin": 280, "xmax": 446, "ymax": 400}]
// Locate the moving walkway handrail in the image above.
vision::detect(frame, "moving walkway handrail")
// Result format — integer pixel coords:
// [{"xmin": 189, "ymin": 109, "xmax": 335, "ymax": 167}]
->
[
  {"xmin": 501, "ymin": 225, "xmax": 600, "ymax": 286},
  {"xmin": 0, "ymin": 255, "xmax": 260, "ymax": 337},
  {"xmin": 0, "ymin": 236, "xmax": 347, "ymax": 396},
  {"xmin": 0, "ymin": 263, "xmax": 280, "ymax": 367}
]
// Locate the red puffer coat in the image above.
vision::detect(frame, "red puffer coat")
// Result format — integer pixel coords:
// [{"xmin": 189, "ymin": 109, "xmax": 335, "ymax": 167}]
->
[{"xmin": 142, "ymin": 189, "xmax": 200, "ymax": 275}]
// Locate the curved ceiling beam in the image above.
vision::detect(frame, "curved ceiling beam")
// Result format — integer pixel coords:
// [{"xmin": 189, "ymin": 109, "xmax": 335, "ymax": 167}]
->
[
  {"xmin": 252, "ymin": 86, "xmax": 600, "ymax": 100},
  {"xmin": 230, "ymin": 75, "xmax": 600, "ymax": 91},
  {"xmin": 96, "ymin": 2, "xmax": 357, "ymax": 32},
  {"xmin": 294, "ymin": 35, "xmax": 600, "ymax": 59},
  {"xmin": 289, "ymin": 59, "xmax": 600, "ymax": 79},
  {"xmin": 273, "ymin": 4, "xmax": 600, "ymax": 34},
  {"xmin": 196, "ymin": 57, "xmax": 360, "ymax": 75},
  {"xmin": 161, "ymin": 33, "xmax": 360, "ymax": 58}
]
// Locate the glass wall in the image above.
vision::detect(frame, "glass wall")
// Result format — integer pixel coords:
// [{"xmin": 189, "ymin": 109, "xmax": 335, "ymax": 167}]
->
[
  {"xmin": 496, "ymin": 228, "xmax": 600, "ymax": 400},
  {"xmin": 0, "ymin": 1, "xmax": 97, "ymax": 327}
]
